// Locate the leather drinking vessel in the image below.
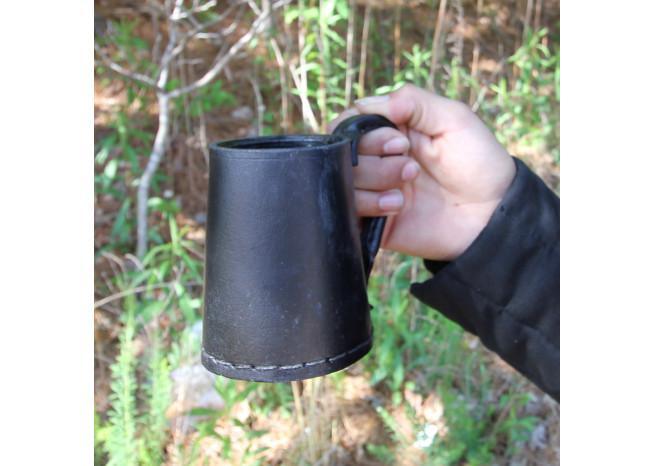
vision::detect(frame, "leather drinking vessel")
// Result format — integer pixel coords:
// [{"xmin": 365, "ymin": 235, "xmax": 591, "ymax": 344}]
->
[{"xmin": 202, "ymin": 114, "xmax": 398, "ymax": 382}]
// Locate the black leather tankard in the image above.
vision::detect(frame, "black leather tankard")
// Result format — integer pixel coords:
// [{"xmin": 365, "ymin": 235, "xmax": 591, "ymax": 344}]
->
[{"xmin": 202, "ymin": 114, "xmax": 397, "ymax": 382}]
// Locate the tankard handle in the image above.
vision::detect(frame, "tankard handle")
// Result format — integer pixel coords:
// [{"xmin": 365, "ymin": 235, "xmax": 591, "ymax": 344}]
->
[{"xmin": 332, "ymin": 114, "xmax": 399, "ymax": 281}]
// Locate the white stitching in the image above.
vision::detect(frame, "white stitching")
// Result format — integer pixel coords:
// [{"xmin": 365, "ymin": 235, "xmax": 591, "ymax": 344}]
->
[{"xmin": 202, "ymin": 336, "xmax": 372, "ymax": 371}]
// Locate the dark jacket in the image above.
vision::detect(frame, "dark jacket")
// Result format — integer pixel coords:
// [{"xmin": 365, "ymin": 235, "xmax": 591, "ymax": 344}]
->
[{"xmin": 410, "ymin": 158, "xmax": 560, "ymax": 401}]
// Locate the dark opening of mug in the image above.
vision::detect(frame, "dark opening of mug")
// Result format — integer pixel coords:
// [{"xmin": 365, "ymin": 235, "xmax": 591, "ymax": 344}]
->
[{"xmin": 215, "ymin": 135, "xmax": 344, "ymax": 151}]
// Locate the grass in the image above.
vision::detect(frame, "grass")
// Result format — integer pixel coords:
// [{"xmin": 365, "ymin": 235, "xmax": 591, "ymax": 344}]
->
[
  {"xmin": 95, "ymin": 242, "xmax": 545, "ymax": 465},
  {"xmin": 94, "ymin": 2, "xmax": 559, "ymax": 464}
]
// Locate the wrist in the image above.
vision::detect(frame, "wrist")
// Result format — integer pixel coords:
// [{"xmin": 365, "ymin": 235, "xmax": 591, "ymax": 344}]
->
[{"xmin": 445, "ymin": 157, "xmax": 517, "ymax": 261}]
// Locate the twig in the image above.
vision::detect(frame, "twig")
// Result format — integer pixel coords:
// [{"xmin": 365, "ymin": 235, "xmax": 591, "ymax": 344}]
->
[
  {"xmin": 178, "ymin": 49, "xmax": 192, "ymax": 135},
  {"xmin": 469, "ymin": 41, "xmax": 480, "ymax": 105},
  {"xmin": 136, "ymin": 97, "xmax": 172, "ymax": 259},
  {"xmin": 291, "ymin": 381, "xmax": 305, "ymax": 432},
  {"xmin": 166, "ymin": 0, "xmax": 290, "ymax": 98},
  {"xmin": 101, "ymin": 0, "xmax": 289, "ymax": 257},
  {"xmin": 344, "ymin": 0, "xmax": 356, "ymax": 106},
  {"xmin": 100, "ymin": 251, "xmax": 127, "ymax": 276},
  {"xmin": 94, "ymin": 283, "xmax": 173, "ymax": 308},
  {"xmin": 288, "ymin": 63, "xmax": 320, "ymax": 132},
  {"xmin": 357, "ymin": 5, "xmax": 372, "ymax": 99},
  {"xmin": 523, "ymin": 0, "xmax": 534, "ymax": 41},
  {"xmin": 427, "ymin": 0, "xmax": 448, "ymax": 92},
  {"xmin": 136, "ymin": 0, "xmax": 288, "ymax": 257},
  {"xmin": 393, "ymin": 5, "xmax": 402, "ymax": 78},
  {"xmin": 295, "ymin": 0, "xmax": 319, "ymax": 131},
  {"xmin": 175, "ymin": 2, "xmax": 242, "ymax": 52},
  {"xmin": 94, "ymin": 42, "xmax": 159, "ymax": 90},
  {"xmin": 534, "ymin": 0, "xmax": 543, "ymax": 32},
  {"xmin": 198, "ymin": 106, "xmax": 211, "ymax": 167},
  {"xmin": 270, "ymin": 38, "xmax": 290, "ymax": 131},
  {"xmin": 136, "ymin": 0, "xmax": 183, "ymax": 258},
  {"xmin": 249, "ymin": 74, "xmax": 265, "ymax": 136},
  {"xmin": 173, "ymin": 0, "xmax": 217, "ymax": 19},
  {"xmin": 316, "ymin": 0, "xmax": 329, "ymax": 131},
  {"xmin": 282, "ymin": 1, "xmax": 293, "ymax": 127},
  {"xmin": 452, "ymin": 0, "xmax": 464, "ymax": 64},
  {"xmin": 150, "ymin": 4, "xmax": 163, "ymax": 63}
]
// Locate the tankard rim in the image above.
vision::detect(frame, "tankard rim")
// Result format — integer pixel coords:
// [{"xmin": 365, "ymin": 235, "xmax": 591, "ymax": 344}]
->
[{"xmin": 209, "ymin": 134, "xmax": 349, "ymax": 155}]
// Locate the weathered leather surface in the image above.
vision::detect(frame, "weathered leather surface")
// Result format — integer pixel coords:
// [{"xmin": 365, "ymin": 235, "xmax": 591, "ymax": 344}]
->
[{"xmin": 202, "ymin": 115, "xmax": 397, "ymax": 382}]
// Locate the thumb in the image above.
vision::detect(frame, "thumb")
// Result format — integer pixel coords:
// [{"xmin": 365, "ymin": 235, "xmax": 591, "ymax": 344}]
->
[{"xmin": 354, "ymin": 84, "xmax": 472, "ymax": 137}]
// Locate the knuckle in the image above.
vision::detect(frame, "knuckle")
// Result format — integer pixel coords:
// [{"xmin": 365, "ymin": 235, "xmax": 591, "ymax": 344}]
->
[
  {"xmin": 395, "ymin": 83, "xmax": 416, "ymax": 99},
  {"xmin": 450, "ymin": 100, "xmax": 474, "ymax": 119}
]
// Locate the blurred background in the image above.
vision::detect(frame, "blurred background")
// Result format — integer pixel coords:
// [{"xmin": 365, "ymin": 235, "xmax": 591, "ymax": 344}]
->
[{"xmin": 94, "ymin": 0, "xmax": 559, "ymax": 464}]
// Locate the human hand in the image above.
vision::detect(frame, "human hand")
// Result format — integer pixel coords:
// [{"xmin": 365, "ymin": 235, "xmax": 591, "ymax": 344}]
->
[{"xmin": 329, "ymin": 84, "xmax": 516, "ymax": 261}]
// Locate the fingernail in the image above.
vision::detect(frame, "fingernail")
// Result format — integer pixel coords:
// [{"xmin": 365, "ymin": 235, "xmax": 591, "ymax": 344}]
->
[
  {"xmin": 383, "ymin": 137, "xmax": 409, "ymax": 154},
  {"xmin": 378, "ymin": 189, "xmax": 404, "ymax": 211},
  {"xmin": 355, "ymin": 95, "xmax": 390, "ymax": 106},
  {"xmin": 401, "ymin": 161, "xmax": 420, "ymax": 181}
]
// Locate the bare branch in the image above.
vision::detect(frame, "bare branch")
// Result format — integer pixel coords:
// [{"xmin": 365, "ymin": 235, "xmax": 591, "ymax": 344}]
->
[
  {"xmin": 249, "ymin": 74, "xmax": 265, "ymax": 136},
  {"xmin": 157, "ymin": 0, "xmax": 185, "ymax": 87},
  {"xmin": 149, "ymin": 3, "xmax": 163, "ymax": 63},
  {"xmin": 136, "ymin": 93, "xmax": 171, "ymax": 258},
  {"xmin": 136, "ymin": 0, "xmax": 184, "ymax": 258},
  {"xmin": 163, "ymin": 3, "xmax": 245, "ymax": 73},
  {"xmin": 94, "ymin": 42, "xmax": 159, "ymax": 89},
  {"xmin": 288, "ymin": 61, "xmax": 320, "ymax": 132},
  {"xmin": 245, "ymin": 0, "xmax": 262, "ymax": 15},
  {"xmin": 344, "ymin": 0, "xmax": 356, "ymax": 106},
  {"xmin": 174, "ymin": 0, "xmax": 217, "ymax": 20},
  {"xmin": 428, "ymin": 0, "xmax": 448, "ymax": 91},
  {"xmin": 167, "ymin": 0, "xmax": 290, "ymax": 98},
  {"xmin": 94, "ymin": 282, "xmax": 172, "ymax": 308},
  {"xmin": 136, "ymin": 0, "xmax": 290, "ymax": 257},
  {"xmin": 269, "ymin": 38, "xmax": 290, "ymax": 131},
  {"xmin": 357, "ymin": 5, "xmax": 371, "ymax": 99}
]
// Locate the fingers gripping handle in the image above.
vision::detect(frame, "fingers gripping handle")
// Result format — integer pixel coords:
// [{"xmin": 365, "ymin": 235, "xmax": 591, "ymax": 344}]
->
[{"xmin": 332, "ymin": 114, "xmax": 399, "ymax": 280}]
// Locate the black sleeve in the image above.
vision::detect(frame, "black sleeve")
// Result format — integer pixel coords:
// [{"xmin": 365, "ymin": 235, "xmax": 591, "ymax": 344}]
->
[{"xmin": 410, "ymin": 158, "xmax": 560, "ymax": 401}]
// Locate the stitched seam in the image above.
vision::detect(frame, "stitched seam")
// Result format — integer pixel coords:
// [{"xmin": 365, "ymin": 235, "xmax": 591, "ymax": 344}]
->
[
  {"xmin": 202, "ymin": 336, "xmax": 372, "ymax": 371},
  {"xmin": 445, "ymin": 271, "xmax": 559, "ymax": 354}
]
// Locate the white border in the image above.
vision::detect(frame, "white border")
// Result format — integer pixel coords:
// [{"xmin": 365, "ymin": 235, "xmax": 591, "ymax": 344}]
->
[
  {"xmin": 563, "ymin": 1, "xmax": 653, "ymax": 464},
  {"xmin": 0, "ymin": 1, "xmax": 93, "ymax": 463},
  {"xmin": 2, "ymin": 1, "xmax": 653, "ymax": 464}
]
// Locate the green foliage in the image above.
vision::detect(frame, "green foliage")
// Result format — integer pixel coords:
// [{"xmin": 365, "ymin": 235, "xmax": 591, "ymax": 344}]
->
[
  {"xmin": 375, "ymin": 403, "xmax": 409, "ymax": 446},
  {"xmin": 487, "ymin": 28, "xmax": 560, "ymax": 158},
  {"xmin": 138, "ymin": 329, "xmax": 172, "ymax": 466},
  {"xmin": 366, "ymin": 257, "xmax": 433, "ymax": 402},
  {"xmin": 169, "ymin": 80, "xmax": 236, "ymax": 118},
  {"xmin": 101, "ymin": 310, "xmax": 174, "ymax": 465},
  {"xmin": 253, "ymin": 382, "xmax": 293, "ymax": 418},
  {"xmin": 97, "ymin": 20, "xmax": 154, "ymax": 76},
  {"xmin": 399, "ymin": 44, "xmax": 432, "ymax": 89},
  {"xmin": 283, "ymin": 0, "xmax": 351, "ymax": 127},
  {"xmin": 95, "ymin": 6, "xmax": 558, "ymax": 464},
  {"xmin": 372, "ymin": 29, "xmax": 559, "ymax": 165},
  {"xmin": 365, "ymin": 443, "xmax": 395, "ymax": 464},
  {"xmin": 104, "ymin": 309, "xmax": 139, "ymax": 466},
  {"xmin": 365, "ymin": 255, "xmax": 538, "ymax": 465},
  {"xmin": 95, "ymin": 410, "xmax": 108, "ymax": 464},
  {"xmin": 95, "ymin": 110, "xmax": 156, "ymax": 253},
  {"xmin": 97, "ymin": 216, "xmax": 204, "ymax": 464}
]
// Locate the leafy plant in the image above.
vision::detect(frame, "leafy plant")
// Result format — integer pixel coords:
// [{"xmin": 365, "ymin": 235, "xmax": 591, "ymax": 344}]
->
[
  {"xmin": 364, "ymin": 254, "xmax": 538, "ymax": 465},
  {"xmin": 487, "ymin": 28, "xmax": 560, "ymax": 158},
  {"xmin": 366, "ymin": 443, "xmax": 395, "ymax": 464},
  {"xmin": 95, "ymin": 6, "xmax": 559, "ymax": 465},
  {"xmin": 103, "ymin": 308, "xmax": 139, "ymax": 466},
  {"xmin": 138, "ymin": 328, "xmax": 172, "ymax": 465},
  {"xmin": 283, "ymin": 0, "xmax": 350, "ymax": 128}
]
